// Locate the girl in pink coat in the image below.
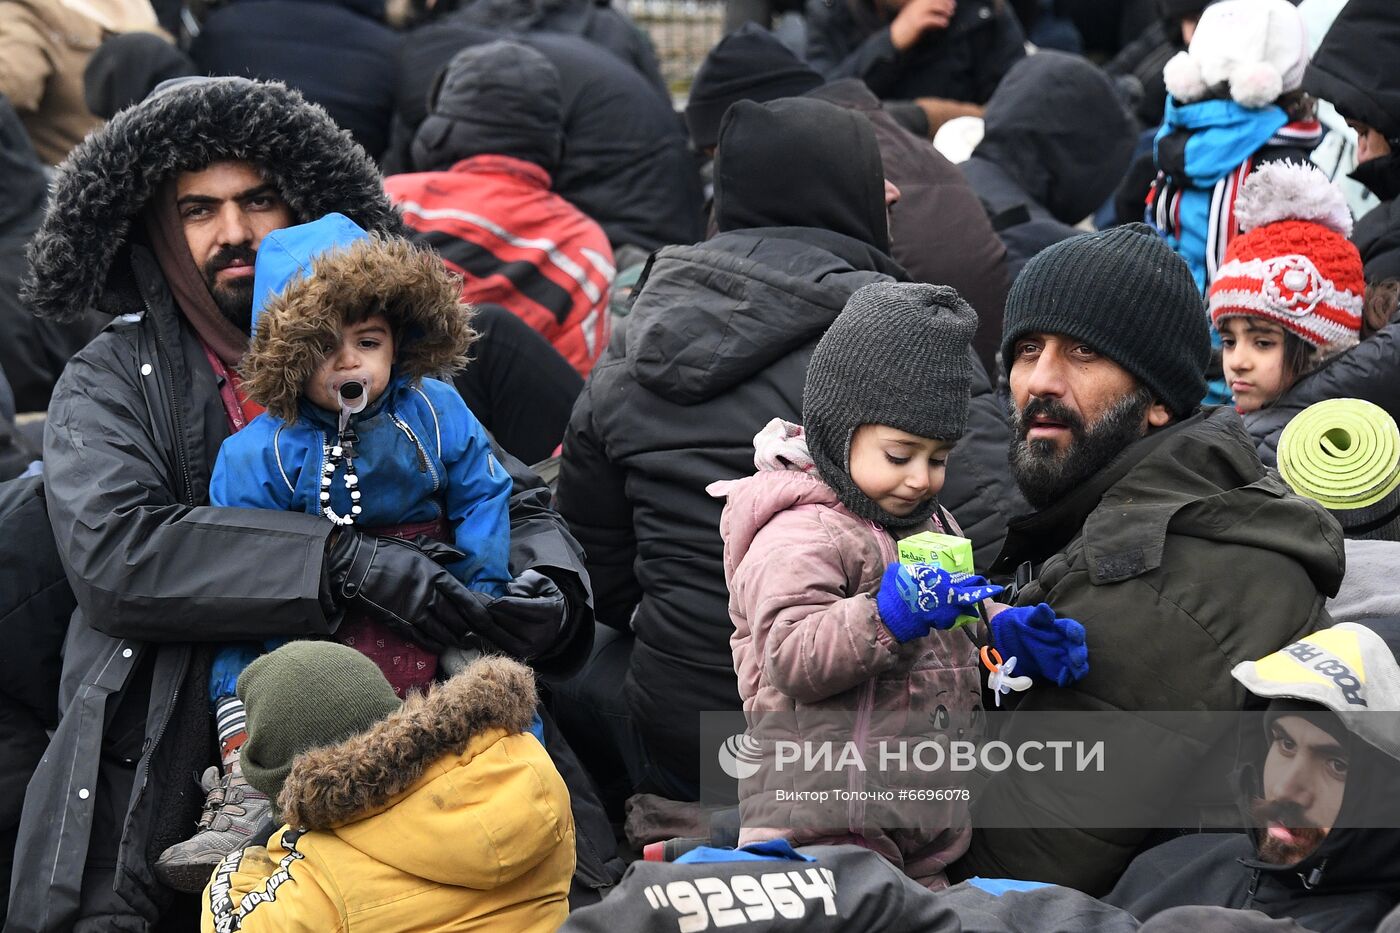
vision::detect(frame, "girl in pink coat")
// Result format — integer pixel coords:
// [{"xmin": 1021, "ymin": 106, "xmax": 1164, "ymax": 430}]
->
[{"xmin": 711, "ymin": 281, "xmax": 1088, "ymax": 888}]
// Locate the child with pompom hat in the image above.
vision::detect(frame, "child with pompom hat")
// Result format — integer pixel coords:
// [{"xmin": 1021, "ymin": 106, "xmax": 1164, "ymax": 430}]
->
[
  {"xmin": 1147, "ymin": 0, "xmax": 1323, "ymax": 405},
  {"xmin": 1209, "ymin": 160, "xmax": 1364, "ymax": 413}
]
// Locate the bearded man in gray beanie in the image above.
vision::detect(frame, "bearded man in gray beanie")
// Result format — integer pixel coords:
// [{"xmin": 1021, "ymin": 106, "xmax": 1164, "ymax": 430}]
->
[{"xmin": 948, "ymin": 224, "xmax": 1347, "ymax": 895}]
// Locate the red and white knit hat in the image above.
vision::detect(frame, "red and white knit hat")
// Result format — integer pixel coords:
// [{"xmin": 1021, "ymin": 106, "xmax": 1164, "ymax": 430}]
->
[{"xmin": 1209, "ymin": 161, "xmax": 1363, "ymax": 354}]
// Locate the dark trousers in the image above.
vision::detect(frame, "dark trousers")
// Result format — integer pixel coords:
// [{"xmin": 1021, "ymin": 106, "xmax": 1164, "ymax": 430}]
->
[{"xmin": 549, "ymin": 624, "xmax": 696, "ymax": 820}]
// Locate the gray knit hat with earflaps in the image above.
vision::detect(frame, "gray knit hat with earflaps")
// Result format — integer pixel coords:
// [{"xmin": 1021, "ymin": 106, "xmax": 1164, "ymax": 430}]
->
[{"xmin": 804, "ymin": 281, "xmax": 977, "ymax": 529}]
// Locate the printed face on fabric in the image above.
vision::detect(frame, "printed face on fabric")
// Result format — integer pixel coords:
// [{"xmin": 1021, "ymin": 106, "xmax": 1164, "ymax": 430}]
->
[
  {"xmin": 1006, "ymin": 332, "xmax": 1172, "ymax": 509},
  {"xmin": 1254, "ymin": 715, "xmax": 1349, "ymax": 865},
  {"xmin": 177, "ymin": 160, "xmax": 296, "ymax": 330},
  {"xmin": 848, "ymin": 424, "xmax": 953, "ymax": 518},
  {"xmin": 305, "ymin": 314, "xmax": 397, "ymax": 413},
  {"xmin": 1219, "ymin": 317, "xmax": 1291, "ymax": 413}
]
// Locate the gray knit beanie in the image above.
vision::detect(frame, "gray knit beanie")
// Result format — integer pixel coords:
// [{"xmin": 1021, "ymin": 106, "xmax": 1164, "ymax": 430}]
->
[
  {"xmin": 1000, "ymin": 223, "xmax": 1210, "ymax": 418},
  {"xmin": 238, "ymin": 641, "xmax": 402, "ymax": 817},
  {"xmin": 804, "ymin": 281, "xmax": 977, "ymax": 528}
]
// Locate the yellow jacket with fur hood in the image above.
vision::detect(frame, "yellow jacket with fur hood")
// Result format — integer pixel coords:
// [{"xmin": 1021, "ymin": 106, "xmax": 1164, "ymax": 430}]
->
[{"xmin": 200, "ymin": 656, "xmax": 575, "ymax": 932}]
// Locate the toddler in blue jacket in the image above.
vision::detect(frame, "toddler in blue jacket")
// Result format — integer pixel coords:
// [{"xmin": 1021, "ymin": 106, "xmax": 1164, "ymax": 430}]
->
[{"xmin": 155, "ymin": 213, "xmax": 510, "ymax": 889}]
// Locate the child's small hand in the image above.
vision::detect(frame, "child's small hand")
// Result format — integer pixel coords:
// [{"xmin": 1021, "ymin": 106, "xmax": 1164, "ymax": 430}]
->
[
  {"xmin": 988, "ymin": 603, "xmax": 1089, "ymax": 687},
  {"xmin": 876, "ymin": 563, "xmax": 1004, "ymax": 643}
]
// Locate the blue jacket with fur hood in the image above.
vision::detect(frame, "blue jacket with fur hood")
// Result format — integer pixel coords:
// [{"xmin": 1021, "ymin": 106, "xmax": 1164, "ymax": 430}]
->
[{"xmin": 211, "ymin": 214, "xmax": 510, "ymax": 595}]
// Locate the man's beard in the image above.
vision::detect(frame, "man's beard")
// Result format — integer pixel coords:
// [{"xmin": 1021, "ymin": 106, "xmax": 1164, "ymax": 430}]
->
[
  {"xmin": 203, "ymin": 244, "xmax": 258, "ymax": 331},
  {"xmin": 1008, "ymin": 387, "xmax": 1152, "ymax": 510},
  {"xmin": 1251, "ymin": 797, "xmax": 1329, "ymax": 865}
]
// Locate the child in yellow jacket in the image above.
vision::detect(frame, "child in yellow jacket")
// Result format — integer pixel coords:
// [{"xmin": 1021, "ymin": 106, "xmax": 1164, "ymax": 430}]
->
[{"xmin": 201, "ymin": 643, "xmax": 574, "ymax": 932}]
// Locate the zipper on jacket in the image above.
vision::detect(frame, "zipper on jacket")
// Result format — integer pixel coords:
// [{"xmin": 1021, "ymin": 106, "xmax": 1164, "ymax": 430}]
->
[
  {"xmin": 390, "ymin": 412, "xmax": 440, "ymax": 492},
  {"xmin": 144, "ymin": 295, "xmax": 195, "ymax": 507},
  {"xmin": 130, "ymin": 296, "xmax": 195, "ymax": 851}
]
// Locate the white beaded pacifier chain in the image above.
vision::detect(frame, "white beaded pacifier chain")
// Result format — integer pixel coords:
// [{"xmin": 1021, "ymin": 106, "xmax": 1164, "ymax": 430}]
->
[
  {"xmin": 320, "ymin": 441, "xmax": 363, "ymax": 526},
  {"xmin": 322, "ymin": 379, "xmax": 369, "ymax": 526}
]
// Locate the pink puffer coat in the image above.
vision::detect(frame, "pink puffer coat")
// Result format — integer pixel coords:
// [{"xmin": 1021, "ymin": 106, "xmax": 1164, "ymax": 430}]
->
[{"xmin": 709, "ymin": 420, "xmax": 982, "ymax": 888}]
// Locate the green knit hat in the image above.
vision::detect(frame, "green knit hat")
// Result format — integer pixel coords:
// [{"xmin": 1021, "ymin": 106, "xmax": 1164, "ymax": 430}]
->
[
  {"xmin": 1000, "ymin": 223, "xmax": 1210, "ymax": 418},
  {"xmin": 238, "ymin": 641, "xmax": 402, "ymax": 814}
]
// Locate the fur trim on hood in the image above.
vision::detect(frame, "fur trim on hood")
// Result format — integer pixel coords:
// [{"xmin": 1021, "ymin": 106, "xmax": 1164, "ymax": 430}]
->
[
  {"xmin": 279, "ymin": 655, "xmax": 539, "ymax": 831},
  {"xmin": 24, "ymin": 77, "xmax": 403, "ymax": 322},
  {"xmin": 240, "ymin": 235, "xmax": 475, "ymax": 422}
]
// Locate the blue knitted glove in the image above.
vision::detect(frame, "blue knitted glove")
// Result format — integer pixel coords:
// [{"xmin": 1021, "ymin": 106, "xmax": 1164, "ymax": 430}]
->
[
  {"xmin": 989, "ymin": 603, "xmax": 1089, "ymax": 687},
  {"xmin": 876, "ymin": 563, "xmax": 1004, "ymax": 644}
]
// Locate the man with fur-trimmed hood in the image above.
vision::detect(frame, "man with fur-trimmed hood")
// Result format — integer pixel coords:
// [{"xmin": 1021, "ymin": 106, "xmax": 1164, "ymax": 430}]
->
[
  {"xmin": 9, "ymin": 76, "xmax": 597, "ymax": 931},
  {"xmin": 153, "ymin": 211, "xmax": 515, "ymax": 883}
]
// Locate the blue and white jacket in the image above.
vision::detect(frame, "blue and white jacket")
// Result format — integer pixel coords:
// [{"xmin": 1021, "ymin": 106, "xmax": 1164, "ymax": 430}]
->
[{"xmin": 211, "ymin": 375, "xmax": 510, "ymax": 596}]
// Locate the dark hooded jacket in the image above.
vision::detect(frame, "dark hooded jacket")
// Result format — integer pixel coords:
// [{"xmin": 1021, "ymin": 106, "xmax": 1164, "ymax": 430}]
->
[
  {"xmin": 82, "ymin": 31, "xmax": 194, "ymax": 120},
  {"xmin": 0, "ymin": 94, "xmax": 101, "ymax": 413},
  {"xmin": 390, "ymin": 40, "xmax": 614, "ymax": 377},
  {"xmin": 1244, "ymin": 318, "xmax": 1400, "ymax": 467},
  {"xmin": 1104, "ymin": 2, "xmax": 1201, "ymax": 130},
  {"xmin": 804, "ymin": 0, "xmax": 1024, "ymax": 113},
  {"xmin": 556, "ymin": 97, "xmax": 906, "ymax": 792},
  {"xmin": 7, "ymin": 78, "xmax": 598, "ymax": 932},
  {"xmin": 953, "ymin": 407, "xmax": 1346, "ymax": 896},
  {"xmin": 442, "ymin": 0, "xmax": 665, "ymax": 97},
  {"xmin": 1302, "ymin": 0, "xmax": 1400, "ymax": 284},
  {"xmin": 959, "ymin": 51, "xmax": 1136, "ymax": 279},
  {"xmin": 386, "ymin": 23, "xmax": 702, "ymax": 252},
  {"xmin": 189, "ymin": 0, "xmax": 400, "ymax": 159},
  {"xmin": 0, "ymin": 475, "xmax": 72, "ymax": 921},
  {"xmin": 1105, "ymin": 619, "xmax": 1400, "ymax": 932},
  {"xmin": 800, "ymin": 80, "xmax": 1023, "ymax": 568}
]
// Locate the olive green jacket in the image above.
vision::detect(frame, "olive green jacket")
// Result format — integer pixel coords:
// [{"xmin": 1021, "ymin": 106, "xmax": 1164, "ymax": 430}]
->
[{"xmin": 955, "ymin": 407, "xmax": 1346, "ymax": 895}]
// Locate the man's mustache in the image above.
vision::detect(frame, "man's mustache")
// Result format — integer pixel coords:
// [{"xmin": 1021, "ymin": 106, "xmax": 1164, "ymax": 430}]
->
[
  {"xmin": 1251, "ymin": 796, "xmax": 1328, "ymax": 852},
  {"xmin": 203, "ymin": 245, "xmax": 258, "ymax": 282},
  {"xmin": 1014, "ymin": 397, "xmax": 1086, "ymax": 441}
]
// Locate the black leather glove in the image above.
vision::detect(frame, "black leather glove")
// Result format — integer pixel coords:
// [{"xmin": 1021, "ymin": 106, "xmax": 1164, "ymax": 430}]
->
[
  {"xmin": 323, "ymin": 530, "xmax": 479, "ymax": 653},
  {"xmin": 460, "ymin": 569, "xmax": 570, "ymax": 661}
]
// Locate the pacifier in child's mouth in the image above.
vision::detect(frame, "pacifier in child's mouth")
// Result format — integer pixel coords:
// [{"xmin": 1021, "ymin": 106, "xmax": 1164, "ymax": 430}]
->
[{"xmin": 335, "ymin": 378, "xmax": 369, "ymax": 437}]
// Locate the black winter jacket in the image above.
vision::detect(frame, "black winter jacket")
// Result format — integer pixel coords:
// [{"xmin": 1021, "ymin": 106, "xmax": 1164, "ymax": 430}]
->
[
  {"xmin": 0, "ymin": 95, "xmax": 99, "ymax": 414},
  {"xmin": 1108, "ymin": 833, "xmax": 1395, "ymax": 933},
  {"xmin": 453, "ymin": 303, "xmax": 583, "ymax": 466},
  {"xmin": 808, "ymin": 79, "xmax": 1011, "ymax": 374},
  {"xmin": 190, "ymin": 0, "xmax": 400, "ymax": 159},
  {"xmin": 1104, "ymin": 18, "xmax": 1181, "ymax": 129},
  {"xmin": 7, "ymin": 79, "xmax": 596, "ymax": 932},
  {"xmin": 556, "ymin": 227, "xmax": 904, "ymax": 789},
  {"xmin": 0, "ymin": 475, "xmax": 73, "ymax": 921},
  {"xmin": 386, "ymin": 23, "xmax": 702, "ymax": 252},
  {"xmin": 959, "ymin": 51, "xmax": 1135, "ymax": 280},
  {"xmin": 1302, "ymin": 0, "xmax": 1400, "ymax": 284},
  {"xmin": 444, "ymin": 0, "xmax": 665, "ymax": 96},
  {"xmin": 1354, "ymin": 196, "xmax": 1400, "ymax": 283},
  {"xmin": 1244, "ymin": 318, "xmax": 1400, "ymax": 467},
  {"xmin": 1107, "ymin": 708, "xmax": 1400, "ymax": 933},
  {"xmin": 804, "ymin": 0, "xmax": 1024, "ymax": 108}
]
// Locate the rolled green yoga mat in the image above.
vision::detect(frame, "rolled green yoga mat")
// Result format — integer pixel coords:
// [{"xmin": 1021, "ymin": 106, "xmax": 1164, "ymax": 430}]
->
[{"xmin": 1278, "ymin": 398, "xmax": 1400, "ymax": 540}]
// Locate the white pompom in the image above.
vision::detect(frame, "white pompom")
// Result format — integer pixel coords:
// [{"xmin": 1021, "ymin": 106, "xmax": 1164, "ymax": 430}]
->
[
  {"xmin": 1228, "ymin": 61, "xmax": 1283, "ymax": 109},
  {"xmin": 1235, "ymin": 161, "xmax": 1354, "ymax": 236},
  {"xmin": 1164, "ymin": 51, "xmax": 1209, "ymax": 103}
]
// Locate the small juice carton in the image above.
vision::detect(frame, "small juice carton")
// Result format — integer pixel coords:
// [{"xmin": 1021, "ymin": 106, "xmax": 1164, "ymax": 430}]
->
[{"xmin": 897, "ymin": 532, "xmax": 979, "ymax": 629}]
